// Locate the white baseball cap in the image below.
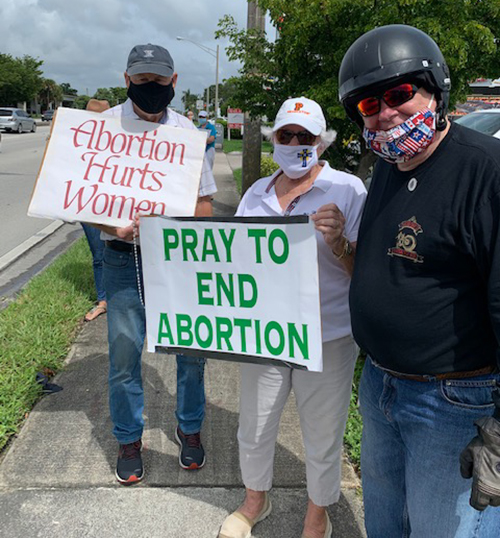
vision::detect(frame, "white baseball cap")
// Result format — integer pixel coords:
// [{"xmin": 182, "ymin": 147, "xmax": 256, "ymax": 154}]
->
[
  {"xmin": 273, "ymin": 97, "xmax": 326, "ymax": 136},
  {"xmin": 198, "ymin": 110, "xmax": 208, "ymax": 118}
]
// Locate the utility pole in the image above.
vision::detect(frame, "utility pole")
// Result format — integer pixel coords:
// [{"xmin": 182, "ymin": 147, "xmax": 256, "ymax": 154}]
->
[
  {"xmin": 215, "ymin": 44, "xmax": 220, "ymax": 118},
  {"xmin": 242, "ymin": 2, "xmax": 266, "ymax": 195}
]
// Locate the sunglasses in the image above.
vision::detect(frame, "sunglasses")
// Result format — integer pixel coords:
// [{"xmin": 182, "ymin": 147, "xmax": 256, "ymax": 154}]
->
[
  {"xmin": 357, "ymin": 83, "xmax": 419, "ymax": 117},
  {"xmin": 276, "ymin": 129, "xmax": 317, "ymax": 145}
]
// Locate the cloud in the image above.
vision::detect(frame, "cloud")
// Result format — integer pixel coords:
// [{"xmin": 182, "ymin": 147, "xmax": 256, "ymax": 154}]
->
[{"xmin": 0, "ymin": 0, "xmax": 262, "ymax": 110}]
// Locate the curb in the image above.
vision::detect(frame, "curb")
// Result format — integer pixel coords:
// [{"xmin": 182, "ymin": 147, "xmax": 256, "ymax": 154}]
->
[{"xmin": 0, "ymin": 220, "xmax": 65, "ymax": 272}]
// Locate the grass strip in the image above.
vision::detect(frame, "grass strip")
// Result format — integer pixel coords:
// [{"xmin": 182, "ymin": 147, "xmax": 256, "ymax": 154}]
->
[
  {"xmin": 344, "ymin": 355, "xmax": 365, "ymax": 470},
  {"xmin": 0, "ymin": 238, "xmax": 95, "ymax": 451},
  {"xmin": 233, "ymin": 167, "xmax": 243, "ymax": 194}
]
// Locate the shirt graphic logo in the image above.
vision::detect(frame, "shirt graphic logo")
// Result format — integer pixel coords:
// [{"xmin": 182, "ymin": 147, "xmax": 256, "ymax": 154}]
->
[
  {"xmin": 387, "ymin": 216, "xmax": 424, "ymax": 263},
  {"xmin": 144, "ymin": 50, "xmax": 154, "ymax": 58}
]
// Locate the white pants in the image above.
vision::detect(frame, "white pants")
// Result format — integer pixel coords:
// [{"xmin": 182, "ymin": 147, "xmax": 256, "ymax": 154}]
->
[
  {"xmin": 206, "ymin": 147, "xmax": 215, "ymax": 169},
  {"xmin": 238, "ymin": 335, "xmax": 356, "ymax": 507}
]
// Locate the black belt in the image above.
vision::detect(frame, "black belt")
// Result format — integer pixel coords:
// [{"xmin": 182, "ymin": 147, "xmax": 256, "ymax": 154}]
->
[
  {"xmin": 105, "ymin": 240, "xmax": 139, "ymax": 253},
  {"xmin": 377, "ymin": 364, "xmax": 496, "ymax": 383}
]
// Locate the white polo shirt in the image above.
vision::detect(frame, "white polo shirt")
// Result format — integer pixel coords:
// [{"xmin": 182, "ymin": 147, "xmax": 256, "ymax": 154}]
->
[
  {"xmin": 236, "ymin": 161, "xmax": 367, "ymax": 342},
  {"xmin": 101, "ymin": 99, "xmax": 217, "ymax": 242}
]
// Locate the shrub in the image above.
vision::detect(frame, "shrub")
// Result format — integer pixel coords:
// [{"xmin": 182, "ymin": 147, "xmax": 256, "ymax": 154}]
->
[{"xmin": 260, "ymin": 155, "xmax": 279, "ymax": 178}]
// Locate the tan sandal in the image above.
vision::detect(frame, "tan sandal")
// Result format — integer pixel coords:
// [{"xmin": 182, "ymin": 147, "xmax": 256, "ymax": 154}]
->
[
  {"xmin": 301, "ymin": 512, "xmax": 332, "ymax": 538},
  {"xmin": 218, "ymin": 492, "xmax": 272, "ymax": 538},
  {"xmin": 84, "ymin": 303, "xmax": 107, "ymax": 322}
]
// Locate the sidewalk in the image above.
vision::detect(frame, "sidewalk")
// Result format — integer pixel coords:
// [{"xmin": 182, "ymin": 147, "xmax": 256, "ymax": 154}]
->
[{"xmin": 0, "ymin": 151, "xmax": 366, "ymax": 538}]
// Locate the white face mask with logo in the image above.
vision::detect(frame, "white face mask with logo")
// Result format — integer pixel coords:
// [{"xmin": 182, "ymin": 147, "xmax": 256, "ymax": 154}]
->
[{"xmin": 272, "ymin": 143, "xmax": 320, "ymax": 179}]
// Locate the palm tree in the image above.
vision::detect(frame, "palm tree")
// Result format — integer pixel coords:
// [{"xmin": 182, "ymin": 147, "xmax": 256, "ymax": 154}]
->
[
  {"xmin": 38, "ymin": 78, "xmax": 63, "ymax": 111},
  {"xmin": 181, "ymin": 89, "xmax": 199, "ymax": 112}
]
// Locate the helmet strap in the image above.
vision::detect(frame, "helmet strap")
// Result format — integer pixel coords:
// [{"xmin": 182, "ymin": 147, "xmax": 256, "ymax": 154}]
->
[{"xmin": 435, "ymin": 103, "xmax": 447, "ymax": 131}]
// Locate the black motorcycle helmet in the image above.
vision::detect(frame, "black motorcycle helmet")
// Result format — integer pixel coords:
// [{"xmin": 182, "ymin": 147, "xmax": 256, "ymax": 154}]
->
[{"xmin": 339, "ymin": 25, "xmax": 451, "ymax": 131}]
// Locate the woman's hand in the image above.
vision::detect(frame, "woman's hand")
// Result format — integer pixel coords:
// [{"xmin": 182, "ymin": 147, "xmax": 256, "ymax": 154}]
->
[{"xmin": 311, "ymin": 203, "xmax": 346, "ymax": 255}]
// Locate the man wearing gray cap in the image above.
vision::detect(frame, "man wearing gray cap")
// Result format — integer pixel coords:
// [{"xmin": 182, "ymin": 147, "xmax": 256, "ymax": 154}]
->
[{"xmin": 94, "ymin": 43, "xmax": 217, "ymax": 485}]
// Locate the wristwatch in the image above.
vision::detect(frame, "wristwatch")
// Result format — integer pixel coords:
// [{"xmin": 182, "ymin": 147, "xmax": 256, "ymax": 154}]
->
[{"xmin": 335, "ymin": 237, "xmax": 353, "ymax": 260}]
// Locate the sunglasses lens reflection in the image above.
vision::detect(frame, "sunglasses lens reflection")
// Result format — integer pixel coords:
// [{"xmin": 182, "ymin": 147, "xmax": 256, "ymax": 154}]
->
[
  {"xmin": 384, "ymin": 84, "xmax": 416, "ymax": 108},
  {"xmin": 357, "ymin": 83, "xmax": 417, "ymax": 117}
]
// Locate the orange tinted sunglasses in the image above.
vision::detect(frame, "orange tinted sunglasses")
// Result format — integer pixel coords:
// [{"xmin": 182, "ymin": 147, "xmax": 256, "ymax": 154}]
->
[{"xmin": 357, "ymin": 83, "xmax": 419, "ymax": 117}]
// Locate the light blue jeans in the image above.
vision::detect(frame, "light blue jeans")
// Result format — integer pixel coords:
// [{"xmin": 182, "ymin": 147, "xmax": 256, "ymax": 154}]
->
[
  {"xmin": 360, "ymin": 357, "xmax": 500, "ymax": 538},
  {"xmin": 103, "ymin": 245, "xmax": 206, "ymax": 444}
]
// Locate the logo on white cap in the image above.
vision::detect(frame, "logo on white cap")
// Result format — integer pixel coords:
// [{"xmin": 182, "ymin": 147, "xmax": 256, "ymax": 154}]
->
[
  {"xmin": 287, "ymin": 102, "xmax": 310, "ymax": 115},
  {"xmin": 144, "ymin": 50, "xmax": 154, "ymax": 58}
]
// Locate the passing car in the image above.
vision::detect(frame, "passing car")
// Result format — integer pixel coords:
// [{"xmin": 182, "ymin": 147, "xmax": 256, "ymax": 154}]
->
[
  {"xmin": 0, "ymin": 107, "xmax": 36, "ymax": 133},
  {"xmin": 42, "ymin": 110, "xmax": 55, "ymax": 122},
  {"xmin": 454, "ymin": 109, "xmax": 500, "ymax": 139}
]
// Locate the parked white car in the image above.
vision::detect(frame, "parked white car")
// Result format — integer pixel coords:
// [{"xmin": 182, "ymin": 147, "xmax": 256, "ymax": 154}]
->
[
  {"xmin": 454, "ymin": 109, "xmax": 500, "ymax": 138},
  {"xmin": 0, "ymin": 107, "xmax": 37, "ymax": 133}
]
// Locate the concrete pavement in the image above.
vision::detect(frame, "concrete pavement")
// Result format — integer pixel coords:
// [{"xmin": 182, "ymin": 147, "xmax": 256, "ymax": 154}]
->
[{"xmin": 0, "ymin": 151, "xmax": 365, "ymax": 538}]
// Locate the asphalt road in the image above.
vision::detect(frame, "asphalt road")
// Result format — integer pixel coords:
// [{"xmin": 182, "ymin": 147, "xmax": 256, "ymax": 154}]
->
[{"xmin": 0, "ymin": 124, "xmax": 53, "ymax": 258}]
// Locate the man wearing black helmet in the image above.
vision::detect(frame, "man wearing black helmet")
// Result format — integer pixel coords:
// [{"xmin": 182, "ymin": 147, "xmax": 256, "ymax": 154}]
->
[{"xmin": 339, "ymin": 25, "xmax": 500, "ymax": 537}]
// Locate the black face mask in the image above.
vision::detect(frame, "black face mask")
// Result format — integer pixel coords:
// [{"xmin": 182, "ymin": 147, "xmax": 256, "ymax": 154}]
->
[{"xmin": 127, "ymin": 80, "xmax": 175, "ymax": 114}]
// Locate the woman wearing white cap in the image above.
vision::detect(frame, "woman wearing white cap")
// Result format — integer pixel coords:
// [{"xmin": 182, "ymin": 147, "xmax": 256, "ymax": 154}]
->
[{"xmin": 218, "ymin": 97, "xmax": 367, "ymax": 538}]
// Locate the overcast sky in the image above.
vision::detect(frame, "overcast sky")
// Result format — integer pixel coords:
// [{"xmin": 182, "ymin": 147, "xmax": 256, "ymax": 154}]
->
[{"xmin": 0, "ymin": 0, "xmax": 272, "ymax": 110}]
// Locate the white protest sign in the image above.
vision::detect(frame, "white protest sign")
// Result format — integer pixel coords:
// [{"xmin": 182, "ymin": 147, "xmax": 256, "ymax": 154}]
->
[
  {"xmin": 141, "ymin": 216, "xmax": 323, "ymax": 371},
  {"xmin": 28, "ymin": 108, "xmax": 207, "ymax": 227}
]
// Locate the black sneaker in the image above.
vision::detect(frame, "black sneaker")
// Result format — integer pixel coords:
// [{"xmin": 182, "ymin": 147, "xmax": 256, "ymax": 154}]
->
[
  {"xmin": 175, "ymin": 427, "xmax": 206, "ymax": 470},
  {"xmin": 115, "ymin": 440, "xmax": 144, "ymax": 485}
]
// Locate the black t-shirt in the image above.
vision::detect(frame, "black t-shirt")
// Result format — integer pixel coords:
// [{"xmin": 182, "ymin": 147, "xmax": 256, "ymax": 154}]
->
[{"xmin": 350, "ymin": 122, "xmax": 500, "ymax": 374}]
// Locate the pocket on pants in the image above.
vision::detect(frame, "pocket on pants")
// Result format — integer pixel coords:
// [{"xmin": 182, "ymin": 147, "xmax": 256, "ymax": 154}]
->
[
  {"xmin": 440, "ymin": 377, "xmax": 498, "ymax": 410},
  {"xmin": 103, "ymin": 248, "xmax": 132, "ymax": 269}
]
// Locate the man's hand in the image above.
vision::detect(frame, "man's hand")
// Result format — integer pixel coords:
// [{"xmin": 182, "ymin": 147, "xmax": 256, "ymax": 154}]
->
[
  {"xmin": 311, "ymin": 203, "xmax": 346, "ymax": 254},
  {"xmin": 460, "ymin": 416, "xmax": 500, "ymax": 510},
  {"xmin": 100, "ymin": 214, "xmax": 140, "ymax": 242},
  {"xmin": 195, "ymin": 195, "xmax": 213, "ymax": 217},
  {"xmin": 115, "ymin": 224, "xmax": 135, "ymax": 242},
  {"xmin": 86, "ymin": 99, "xmax": 110, "ymax": 113}
]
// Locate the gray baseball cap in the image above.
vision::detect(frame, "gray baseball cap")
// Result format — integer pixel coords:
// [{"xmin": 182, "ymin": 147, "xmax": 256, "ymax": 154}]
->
[{"xmin": 126, "ymin": 43, "xmax": 174, "ymax": 77}]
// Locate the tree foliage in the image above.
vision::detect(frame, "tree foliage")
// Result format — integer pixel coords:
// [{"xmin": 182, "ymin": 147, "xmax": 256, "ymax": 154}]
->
[
  {"xmin": 202, "ymin": 76, "xmax": 242, "ymax": 116},
  {"xmin": 74, "ymin": 95, "xmax": 92, "ymax": 109},
  {"xmin": 0, "ymin": 54, "xmax": 44, "ymax": 105},
  {"xmin": 182, "ymin": 88, "xmax": 200, "ymax": 112},
  {"xmin": 93, "ymin": 87, "xmax": 128, "ymax": 105},
  {"xmin": 38, "ymin": 78, "xmax": 63, "ymax": 111},
  {"xmin": 217, "ymin": 0, "xmax": 500, "ymax": 173},
  {"xmin": 59, "ymin": 82, "xmax": 78, "ymax": 96}
]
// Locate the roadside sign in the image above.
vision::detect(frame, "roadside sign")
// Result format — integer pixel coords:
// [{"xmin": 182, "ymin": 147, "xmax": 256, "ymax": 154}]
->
[
  {"xmin": 196, "ymin": 100, "xmax": 204, "ymax": 110},
  {"xmin": 228, "ymin": 108, "xmax": 244, "ymax": 129}
]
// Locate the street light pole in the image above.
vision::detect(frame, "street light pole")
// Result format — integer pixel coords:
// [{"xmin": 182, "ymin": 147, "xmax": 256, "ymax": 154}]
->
[
  {"xmin": 176, "ymin": 36, "xmax": 219, "ymax": 119},
  {"xmin": 215, "ymin": 44, "xmax": 219, "ymax": 118}
]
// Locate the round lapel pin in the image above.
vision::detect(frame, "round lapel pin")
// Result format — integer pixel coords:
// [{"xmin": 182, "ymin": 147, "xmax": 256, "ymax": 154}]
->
[{"xmin": 408, "ymin": 177, "xmax": 418, "ymax": 192}]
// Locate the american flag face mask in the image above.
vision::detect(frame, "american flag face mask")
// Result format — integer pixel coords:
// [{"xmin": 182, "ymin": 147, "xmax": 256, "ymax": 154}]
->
[{"xmin": 362, "ymin": 96, "xmax": 436, "ymax": 164}]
